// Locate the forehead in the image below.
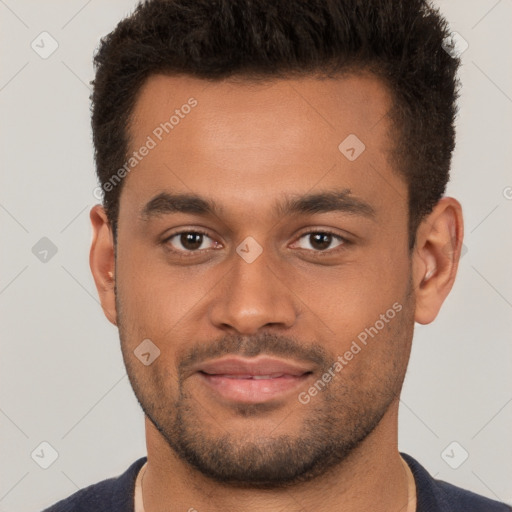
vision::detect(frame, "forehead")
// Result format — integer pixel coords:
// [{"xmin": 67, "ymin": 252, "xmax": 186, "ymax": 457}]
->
[
  {"xmin": 121, "ymin": 72, "xmax": 404, "ymax": 223},
  {"xmin": 130, "ymin": 72, "xmax": 393, "ymax": 146}
]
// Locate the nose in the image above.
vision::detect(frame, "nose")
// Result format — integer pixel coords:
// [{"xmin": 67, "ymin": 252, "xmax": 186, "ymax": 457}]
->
[{"xmin": 208, "ymin": 246, "xmax": 298, "ymax": 335}]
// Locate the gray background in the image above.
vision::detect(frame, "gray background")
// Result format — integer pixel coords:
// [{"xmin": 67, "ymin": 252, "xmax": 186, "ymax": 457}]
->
[{"xmin": 1, "ymin": 1, "xmax": 511, "ymax": 511}]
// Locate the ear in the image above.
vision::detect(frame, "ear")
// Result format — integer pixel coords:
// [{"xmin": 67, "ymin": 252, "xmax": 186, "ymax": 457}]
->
[
  {"xmin": 89, "ymin": 204, "xmax": 117, "ymax": 326},
  {"xmin": 412, "ymin": 197, "xmax": 464, "ymax": 325}
]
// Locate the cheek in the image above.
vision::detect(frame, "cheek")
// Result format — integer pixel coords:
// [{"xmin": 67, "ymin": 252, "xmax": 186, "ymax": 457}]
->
[
  {"xmin": 282, "ymin": 253, "xmax": 410, "ymax": 333},
  {"xmin": 115, "ymin": 246, "xmax": 168, "ymax": 343},
  {"xmin": 328, "ymin": 295, "xmax": 414, "ymax": 394},
  {"xmin": 115, "ymin": 246, "xmax": 219, "ymax": 350}
]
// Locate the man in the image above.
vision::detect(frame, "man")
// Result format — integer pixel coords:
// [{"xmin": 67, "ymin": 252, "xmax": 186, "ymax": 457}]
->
[{"xmin": 41, "ymin": 0, "xmax": 510, "ymax": 511}]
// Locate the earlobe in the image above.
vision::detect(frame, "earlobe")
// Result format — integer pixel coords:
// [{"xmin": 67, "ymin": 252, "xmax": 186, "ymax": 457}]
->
[
  {"xmin": 89, "ymin": 205, "xmax": 118, "ymax": 326},
  {"xmin": 412, "ymin": 197, "xmax": 464, "ymax": 325}
]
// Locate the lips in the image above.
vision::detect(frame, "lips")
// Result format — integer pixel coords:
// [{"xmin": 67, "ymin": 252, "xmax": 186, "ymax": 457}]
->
[
  {"xmin": 194, "ymin": 356, "xmax": 314, "ymax": 404},
  {"xmin": 197, "ymin": 356, "xmax": 312, "ymax": 377}
]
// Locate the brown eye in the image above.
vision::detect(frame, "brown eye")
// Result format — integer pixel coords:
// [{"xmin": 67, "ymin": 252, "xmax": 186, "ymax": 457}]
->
[
  {"xmin": 180, "ymin": 232, "xmax": 204, "ymax": 250},
  {"xmin": 294, "ymin": 231, "xmax": 346, "ymax": 252},
  {"xmin": 165, "ymin": 231, "xmax": 217, "ymax": 253},
  {"xmin": 309, "ymin": 233, "xmax": 333, "ymax": 250}
]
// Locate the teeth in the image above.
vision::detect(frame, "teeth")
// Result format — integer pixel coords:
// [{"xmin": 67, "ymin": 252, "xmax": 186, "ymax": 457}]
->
[
  {"xmin": 212, "ymin": 374, "xmax": 285, "ymax": 379},
  {"xmin": 205, "ymin": 373, "xmax": 287, "ymax": 379}
]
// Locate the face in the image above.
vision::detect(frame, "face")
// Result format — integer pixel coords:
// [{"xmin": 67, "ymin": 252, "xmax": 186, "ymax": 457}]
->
[{"xmin": 101, "ymin": 73, "xmax": 419, "ymax": 486}]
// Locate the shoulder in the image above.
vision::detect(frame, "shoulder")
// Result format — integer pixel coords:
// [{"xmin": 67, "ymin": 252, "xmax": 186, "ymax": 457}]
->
[
  {"xmin": 39, "ymin": 457, "xmax": 147, "ymax": 512},
  {"xmin": 401, "ymin": 452, "xmax": 511, "ymax": 512},
  {"xmin": 434, "ymin": 478, "xmax": 512, "ymax": 511}
]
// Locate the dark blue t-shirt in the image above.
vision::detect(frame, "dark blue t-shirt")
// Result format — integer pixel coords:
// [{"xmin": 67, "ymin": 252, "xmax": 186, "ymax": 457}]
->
[{"xmin": 40, "ymin": 452, "xmax": 511, "ymax": 511}]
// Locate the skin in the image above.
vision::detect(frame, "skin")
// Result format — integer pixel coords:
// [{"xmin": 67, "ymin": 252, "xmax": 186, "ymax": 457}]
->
[{"xmin": 90, "ymin": 73, "xmax": 463, "ymax": 512}]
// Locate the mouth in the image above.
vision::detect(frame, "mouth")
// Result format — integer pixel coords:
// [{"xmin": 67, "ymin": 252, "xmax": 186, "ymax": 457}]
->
[{"xmin": 194, "ymin": 356, "xmax": 314, "ymax": 404}]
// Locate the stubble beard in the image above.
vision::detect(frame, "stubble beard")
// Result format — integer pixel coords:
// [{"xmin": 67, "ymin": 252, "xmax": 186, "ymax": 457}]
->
[{"xmin": 116, "ymin": 281, "xmax": 414, "ymax": 488}]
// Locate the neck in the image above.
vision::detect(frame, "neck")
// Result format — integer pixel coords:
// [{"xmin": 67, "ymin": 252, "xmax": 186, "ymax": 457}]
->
[{"xmin": 141, "ymin": 402, "xmax": 413, "ymax": 512}]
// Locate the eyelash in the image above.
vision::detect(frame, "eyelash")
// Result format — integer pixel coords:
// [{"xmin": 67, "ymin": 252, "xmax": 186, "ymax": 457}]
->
[{"xmin": 162, "ymin": 229, "xmax": 351, "ymax": 259}]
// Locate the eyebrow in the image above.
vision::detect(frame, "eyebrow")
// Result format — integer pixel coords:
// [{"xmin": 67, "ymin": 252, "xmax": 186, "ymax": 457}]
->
[{"xmin": 140, "ymin": 189, "xmax": 376, "ymax": 222}]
